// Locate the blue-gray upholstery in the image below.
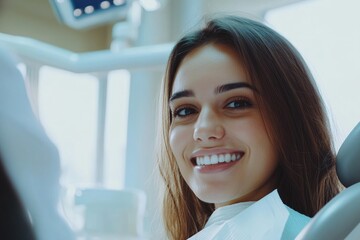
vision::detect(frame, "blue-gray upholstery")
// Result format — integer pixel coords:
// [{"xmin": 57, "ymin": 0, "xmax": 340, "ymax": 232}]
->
[{"xmin": 296, "ymin": 122, "xmax": 360, "ymax": 240}]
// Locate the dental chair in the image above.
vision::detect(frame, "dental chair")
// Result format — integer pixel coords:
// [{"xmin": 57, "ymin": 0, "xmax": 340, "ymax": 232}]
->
[
  {"xmin": 0, "ymin": 47, "xmax": 75, "ymax": 240},
  {"xmin": 297, "ymin": 122, "xmax": 360, "ymax": 240}
]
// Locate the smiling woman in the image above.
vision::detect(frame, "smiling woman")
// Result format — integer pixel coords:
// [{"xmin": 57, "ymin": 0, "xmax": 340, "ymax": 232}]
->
[
  {"xmin": 169, "ymin": 44, "xmax": 279, "ymax": 208},
  {"xmin": 157, "ymin": 15, "xmax": 341, "ymax": 240}
]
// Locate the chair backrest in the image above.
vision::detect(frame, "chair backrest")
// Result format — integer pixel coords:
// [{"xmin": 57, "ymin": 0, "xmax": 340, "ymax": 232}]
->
[
  {"xmin": 296, "ymin": 122, "xmax": 360, "ymax": 240},
  {"xmin": 337, "ymin": 122, "xmax": 360, "ymax": 187}
]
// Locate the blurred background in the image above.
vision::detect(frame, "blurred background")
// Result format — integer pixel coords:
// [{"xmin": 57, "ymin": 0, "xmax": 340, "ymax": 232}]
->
[{"xmin": 0, "ymin": 0, "xmax": 359, "ymax": 239}]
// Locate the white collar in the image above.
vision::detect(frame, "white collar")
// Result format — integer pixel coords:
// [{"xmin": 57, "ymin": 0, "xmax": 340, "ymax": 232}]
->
[
  {"xmin": 188, "ymin": 190, "xmax": 289, "ymax": 240},
  {"xmin": 205, "ymin": 201, "xmax": 255, "ymax": 228}
]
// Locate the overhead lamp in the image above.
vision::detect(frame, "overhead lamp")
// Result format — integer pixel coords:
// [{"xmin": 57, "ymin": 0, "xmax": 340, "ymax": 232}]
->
[{"xmin": 49, "ymin": 0, "xmax": 132, "ymax": 29}]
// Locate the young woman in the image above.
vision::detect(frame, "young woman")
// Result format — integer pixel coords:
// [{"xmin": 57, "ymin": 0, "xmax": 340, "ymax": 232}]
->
[{"xmin": 157, "ymin": 15, "xmax": 340, "ymax": 239}]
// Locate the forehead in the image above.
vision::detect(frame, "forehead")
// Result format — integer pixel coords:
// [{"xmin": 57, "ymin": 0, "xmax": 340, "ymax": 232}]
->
[{"xmin": 172, "ymin": 44, "xmax": 248, "ymax": 93}]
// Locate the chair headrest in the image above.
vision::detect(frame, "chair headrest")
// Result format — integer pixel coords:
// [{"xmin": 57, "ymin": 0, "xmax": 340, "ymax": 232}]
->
[{"xmin": 336, "ymin": 122, "xmax": 360, "ymax": 187}]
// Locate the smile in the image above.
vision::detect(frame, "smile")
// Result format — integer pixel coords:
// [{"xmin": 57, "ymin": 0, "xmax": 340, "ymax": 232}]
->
[{"xmin": 192, "ymin": 152, "xmax": 243, "ymax": 166}]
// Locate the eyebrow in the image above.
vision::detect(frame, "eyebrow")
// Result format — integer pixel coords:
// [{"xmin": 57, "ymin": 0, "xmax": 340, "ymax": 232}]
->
[
  {"xmin": 215, "ymin": 82, "xmax": 256, "ymax": 94},
  {"xmin": 169, "ymin": 90, "xmax": 194, "ymax": 102},
  {"xmin": 169, "ymin": 82, "xmax": 256, "ymax": 102}
]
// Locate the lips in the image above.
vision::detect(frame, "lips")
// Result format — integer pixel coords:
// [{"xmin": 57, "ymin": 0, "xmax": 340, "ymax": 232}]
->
[{"xmin": 191, "ymin": 151, "xmax": 244, "ymax": 166}]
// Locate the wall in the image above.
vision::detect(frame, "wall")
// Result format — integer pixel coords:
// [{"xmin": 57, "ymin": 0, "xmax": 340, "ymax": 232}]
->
[{"xmin": 0, "ymin": 0, "xmax": 110, "ymax": 52}]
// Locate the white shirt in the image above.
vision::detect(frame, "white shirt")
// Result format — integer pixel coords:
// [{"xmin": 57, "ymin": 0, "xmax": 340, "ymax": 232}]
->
[
  {"xmin": 188, "ymin": 190, "xmax": 289, "ymax": 240},
  {"xmin": 205, "ymin": 201, "xmax": 255, "ymax": 228}
]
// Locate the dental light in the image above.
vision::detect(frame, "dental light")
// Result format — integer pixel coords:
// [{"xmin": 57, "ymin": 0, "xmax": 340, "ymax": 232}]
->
[
  {"xmin": 49, "ymin": 0, "xmax": 132, "ymax": 29},
  {"xmin": 49, "ymin": 0, "xmax": 167, "ymax": 29}
]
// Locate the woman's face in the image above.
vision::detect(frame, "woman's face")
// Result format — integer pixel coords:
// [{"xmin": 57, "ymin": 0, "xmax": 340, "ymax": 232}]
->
[{"xmin": 169, "ymin": 44, "xmax": 279, "ymax": 208}]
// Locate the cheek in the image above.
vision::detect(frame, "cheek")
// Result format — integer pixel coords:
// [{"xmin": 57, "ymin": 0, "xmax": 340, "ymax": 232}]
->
[
  {"xmin": 231, "ymin": 117, "xmax": 277, "ymax": 162},
  {"xmin": 245, "ymin": 119, "xmax": 278, "ymax": 167},
  {"xmin": 169, "ymin": 125, "xmax": 192, "ymax": 160}
]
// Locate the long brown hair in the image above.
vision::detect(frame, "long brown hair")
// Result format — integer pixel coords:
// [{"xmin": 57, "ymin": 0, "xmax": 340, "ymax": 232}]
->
[{"xmin": 157, "ymin": 15, "xmax": 340, "ymax": 240}]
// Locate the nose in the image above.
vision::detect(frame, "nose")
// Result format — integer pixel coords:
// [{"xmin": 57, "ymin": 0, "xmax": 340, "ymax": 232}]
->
[{"xmin": 193, "ymin": 108, "xmax": 225, "ymax": 142}]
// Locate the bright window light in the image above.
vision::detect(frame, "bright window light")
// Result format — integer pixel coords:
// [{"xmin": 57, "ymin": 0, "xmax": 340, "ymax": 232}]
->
[
  {"xmin": 266, "ymin": 0, "xmax": 360, "ymax": 150},
  {"xmin": 37, "ymin": 66, "xmax": 130, "ymax": 191},
  {"xmin": 38, "ymin": 66, "xmax": 99, "ymax": 188},
  {"xmin": 104, "ymin": 70, "xmax": 130, "ymax": 189}
]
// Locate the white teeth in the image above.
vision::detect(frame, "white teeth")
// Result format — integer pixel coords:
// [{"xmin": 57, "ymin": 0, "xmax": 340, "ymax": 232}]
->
[
  {"xmin": 195, "ymin": 153, "xmax": 242, "ymax": 166},
  {"xmin": 196, "ymin": 158, "xmax": 201, "ymax": 166},
  {"xmin": 210, "ymin": 155, "xmax": 218, "ymax": 164},
  {"xmin": 225, "ymin": 154, "xmax": 231, "ymax": 163},
  {"xmin": 204, "ymin": 156, "xmax": 211, "ymax": 165}
]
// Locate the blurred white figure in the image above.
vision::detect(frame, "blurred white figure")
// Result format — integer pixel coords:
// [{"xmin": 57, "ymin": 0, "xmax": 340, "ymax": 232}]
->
[{"xmin": 0, "ymin": 47, "xmax": 75, "ymax": 240}]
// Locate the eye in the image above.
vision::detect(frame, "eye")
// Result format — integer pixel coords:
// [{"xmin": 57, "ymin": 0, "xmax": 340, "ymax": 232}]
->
[
  {"xmin": 173, "ymin": 106, "xmax": 197, "ymax": 118},
  {"xmin": 225, "ymin": 97, "xmax": 253, "ymax": 109}
]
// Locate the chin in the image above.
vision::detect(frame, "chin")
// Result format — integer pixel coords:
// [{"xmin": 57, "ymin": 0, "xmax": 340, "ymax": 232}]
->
[{"xmin": 195, "ymin": 191, "xmax": 232, "ymax": 205}]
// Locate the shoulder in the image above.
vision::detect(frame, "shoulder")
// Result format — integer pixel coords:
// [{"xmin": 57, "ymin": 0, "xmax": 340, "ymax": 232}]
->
[{"xmin": 281, "ymin": 206, "xmax": 311, "ymax": 240}]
